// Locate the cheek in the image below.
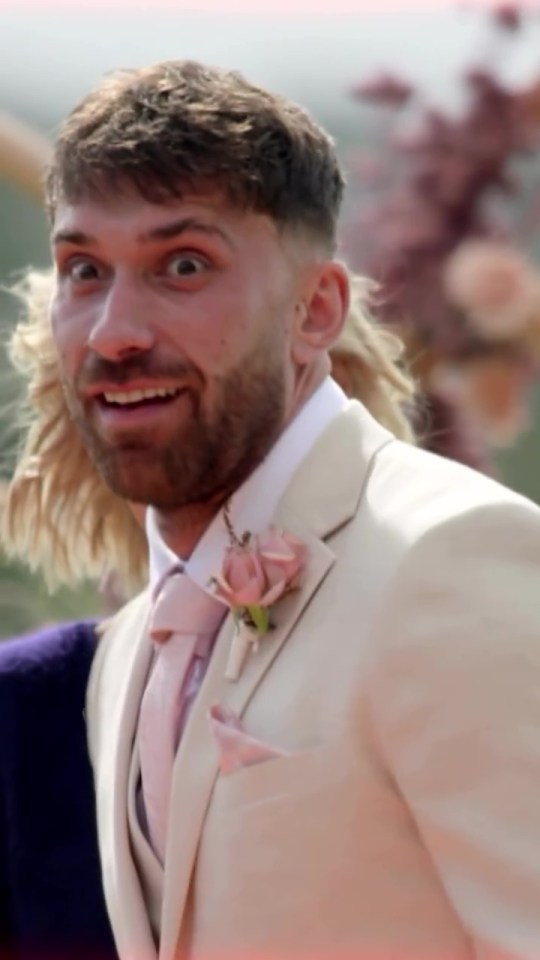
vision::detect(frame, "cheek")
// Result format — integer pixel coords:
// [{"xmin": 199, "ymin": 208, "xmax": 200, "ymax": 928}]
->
[
  {"xmin": 172, "ymin": 292, "xmax": 255, "ymax": 375},
  {"xmin": 189, "ymin": 327, "xmax": 247, "ymax": 374},
  {"xmin": 50, "ymin": 298, "xmax": 91, "ymax": 375}
]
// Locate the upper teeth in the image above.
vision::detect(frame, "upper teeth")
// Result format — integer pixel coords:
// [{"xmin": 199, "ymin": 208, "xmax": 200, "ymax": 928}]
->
[{"xmin": 103, "ymin": 388, "xmax": 178, "ymax": 405}]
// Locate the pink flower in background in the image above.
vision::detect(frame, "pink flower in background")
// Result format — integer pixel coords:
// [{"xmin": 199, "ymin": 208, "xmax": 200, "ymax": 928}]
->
[
  {"xmin": 461, "ymin": 355, "xmax": 532, "ymax": 447},
  {"xmin": 444, "ymin": 240, "xmax": 540, "ymax": 339}
]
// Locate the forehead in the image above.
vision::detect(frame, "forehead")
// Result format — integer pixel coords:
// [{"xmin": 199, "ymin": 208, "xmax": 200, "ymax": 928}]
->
[{"xmin": 51, "ymin": 192, "xmax": 281, "ymax": 248}]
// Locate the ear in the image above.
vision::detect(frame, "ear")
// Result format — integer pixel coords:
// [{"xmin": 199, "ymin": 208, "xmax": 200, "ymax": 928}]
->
[{"xmin": 291, "ymin": 261, "xmax": 350, "ymax": 366}]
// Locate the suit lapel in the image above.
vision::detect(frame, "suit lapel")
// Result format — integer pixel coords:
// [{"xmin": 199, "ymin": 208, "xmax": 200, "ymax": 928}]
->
[
  {"xmin": 160, "ymin": 402, "xmax": 395, "ymax": 959},
  {"xmin": 87, "ymin": 591, "xmax": 158, "ymax": 960}
]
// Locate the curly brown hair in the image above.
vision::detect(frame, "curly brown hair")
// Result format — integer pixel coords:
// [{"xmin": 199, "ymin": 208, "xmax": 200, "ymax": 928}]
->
[{"xmin": 46, "ymin": 60, "xmax": 344, "ymax": 248}]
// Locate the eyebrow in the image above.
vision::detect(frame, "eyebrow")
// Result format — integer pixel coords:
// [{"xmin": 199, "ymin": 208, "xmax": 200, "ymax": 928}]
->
[
  {"xmin": 52, "ymin": 217, "xmax": 233, "ymax": 248},
  {"xmin": 52, "ymin": 229, "xmax": 95, "ymax": 246}
]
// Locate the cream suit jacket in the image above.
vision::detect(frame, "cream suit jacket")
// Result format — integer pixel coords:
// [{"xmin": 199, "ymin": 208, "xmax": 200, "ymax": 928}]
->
[{"xmin": 87, "ymin": 401, "xmax": 540, "ymax": 960}]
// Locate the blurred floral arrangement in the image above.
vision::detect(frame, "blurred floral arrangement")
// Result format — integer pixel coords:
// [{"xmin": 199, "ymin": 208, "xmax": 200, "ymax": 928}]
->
[{"xmin": 344, "ymin": 2, "xmax": 540, "ymax": 473}]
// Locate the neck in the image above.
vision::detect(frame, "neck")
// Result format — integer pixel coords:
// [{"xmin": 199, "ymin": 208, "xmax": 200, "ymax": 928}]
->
[
  {"xmin": 154, "ymin": 361, "xmax": 329, "ymax": 560},
  {"xmin": 286, "ymin": 358, "xmax": 329, "ymax": 429},
  {"xmin": 154, "ymin": 494, "xmax": 227, "ymax": 561}
]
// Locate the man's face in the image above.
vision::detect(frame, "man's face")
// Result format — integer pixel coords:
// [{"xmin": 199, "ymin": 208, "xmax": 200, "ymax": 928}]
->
[{"xmin": 50, "ymin": 192, "xmax": 301, "ymax": 509}]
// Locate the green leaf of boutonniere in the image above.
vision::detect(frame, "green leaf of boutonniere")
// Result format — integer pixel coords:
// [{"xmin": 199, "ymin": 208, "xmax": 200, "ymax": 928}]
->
[{"xmin": 246, "ymin": 604, "xmax": 270, "ymax": 634}]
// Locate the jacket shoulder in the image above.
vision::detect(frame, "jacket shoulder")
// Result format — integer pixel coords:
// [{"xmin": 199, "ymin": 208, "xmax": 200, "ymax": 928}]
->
[
  {"xmin": 369, "ymin": 436, "xmax": 539, "ymax": 541},
  {"xmin": 0, "ymin": 620, "xmax": 98, "ymax": 685}
]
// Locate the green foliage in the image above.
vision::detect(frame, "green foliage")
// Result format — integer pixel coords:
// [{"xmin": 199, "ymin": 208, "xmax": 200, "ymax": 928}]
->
[
  {"xmin": 496, "ymin": 387, "xmax": 540, "ymax": 504},
  {"xmin": 0, "ymin": 557, "xmax": 104, "ymax": 639}
]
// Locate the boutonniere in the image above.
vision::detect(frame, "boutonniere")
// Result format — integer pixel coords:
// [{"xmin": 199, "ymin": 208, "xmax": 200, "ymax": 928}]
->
[{"xmin": 211, "ymin": 505, "xmax": 306, "ymax": 681}]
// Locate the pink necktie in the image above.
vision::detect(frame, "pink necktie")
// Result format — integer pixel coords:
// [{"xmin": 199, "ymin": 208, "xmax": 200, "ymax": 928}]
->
[{"xmin": 138, "ymin": 571, "xmax": 226, "ymax": 863}]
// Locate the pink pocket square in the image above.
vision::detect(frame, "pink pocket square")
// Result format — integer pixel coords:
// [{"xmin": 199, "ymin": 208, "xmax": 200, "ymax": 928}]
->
[{"xmin": 208, "ymin": 704, "xmax": 289, "ymax": 774}]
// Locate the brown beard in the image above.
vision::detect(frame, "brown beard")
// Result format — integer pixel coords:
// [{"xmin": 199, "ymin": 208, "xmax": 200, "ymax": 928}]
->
[{"xmin": 65, "ymin": 336, "xmax": 288, "ymax": 511}]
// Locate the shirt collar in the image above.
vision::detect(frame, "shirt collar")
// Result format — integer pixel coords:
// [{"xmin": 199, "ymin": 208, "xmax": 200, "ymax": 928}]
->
[{"xmin": 146, "ymin": 376, "xmax": 348, "ymax": 594}]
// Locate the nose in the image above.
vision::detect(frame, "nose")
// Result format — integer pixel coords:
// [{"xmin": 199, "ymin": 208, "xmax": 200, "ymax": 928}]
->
[{"xmin": 87, "ymin": 275, "xmax": 155, "ymax": 361}]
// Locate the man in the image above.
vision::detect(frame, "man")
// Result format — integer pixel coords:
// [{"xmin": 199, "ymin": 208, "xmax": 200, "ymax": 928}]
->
[
  {"xmin": 4, "ymin": 59, "xmax": 540, "ymax": 960},
  {"xmin": 0, "ymin": 269, "xmax": 409, "ymax": 960}
]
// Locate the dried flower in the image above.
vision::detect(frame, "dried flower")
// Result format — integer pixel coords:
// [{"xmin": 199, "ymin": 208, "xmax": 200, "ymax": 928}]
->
[
  {"xmin": 351, "ymin": 73, "xmax": 413, "ymax": 108},
  {"xmin": 444, "ymin": 241, "xmax": 540, "ymax": 339},
  {"xmin": 461, "ymin": 355, "xmax": 531, "ymax": 447},
  {"xmin": 493, "ymin": 3, "xmax": 522, "ymax": 32},
  {"xmin": 346, "ymin": 4, "xmax": 540, "ymax": 469}
]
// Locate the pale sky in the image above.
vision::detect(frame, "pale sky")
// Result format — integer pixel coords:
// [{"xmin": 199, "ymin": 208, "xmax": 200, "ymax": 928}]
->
[
  {"xmin": 2, "ymin": 1, "xmax": 540, "ymax": 142},
  {"xmin": 4, "ymin": 0, "xmax": 540, "ymax": 10}
]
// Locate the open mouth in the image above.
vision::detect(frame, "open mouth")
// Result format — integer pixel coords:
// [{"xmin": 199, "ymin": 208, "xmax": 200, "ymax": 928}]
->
[{"xmin": 98, "ymin": 387, "xmax": 181, "ymax": 410}]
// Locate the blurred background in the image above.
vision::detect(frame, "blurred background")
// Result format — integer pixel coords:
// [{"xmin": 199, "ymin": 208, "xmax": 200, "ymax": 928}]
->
[{"xmin": 2, "ymin": 0, "xmax": 540, "ymax": 635}]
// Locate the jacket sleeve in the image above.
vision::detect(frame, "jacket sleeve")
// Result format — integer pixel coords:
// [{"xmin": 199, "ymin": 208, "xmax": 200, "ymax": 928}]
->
[
  {"xmin": 0, "ymin": 670, "xmax": 16, "ymax": 952},
  {"xmin": 369, "ymin": 500, "xmax": 540, "ymax": 960}
]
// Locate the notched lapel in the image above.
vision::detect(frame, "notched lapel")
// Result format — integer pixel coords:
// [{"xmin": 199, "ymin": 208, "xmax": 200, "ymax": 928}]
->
[{"xmin": 276, "ymin": 401, "xmax": 395, "ymax": 542}]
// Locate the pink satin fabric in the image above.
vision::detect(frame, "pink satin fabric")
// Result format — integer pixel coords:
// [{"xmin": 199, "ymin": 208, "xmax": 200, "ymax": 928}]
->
[{"xmin": 208, "ymin": 703, "xmax": 289, "ymax": 775}]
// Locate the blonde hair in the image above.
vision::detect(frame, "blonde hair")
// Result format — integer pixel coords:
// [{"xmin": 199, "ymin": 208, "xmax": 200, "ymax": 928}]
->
[
  {"xmin": 331, "ymin": 274, "xmax": 415, "ymax": 442},
  {"xmin": 2, "ymin": 268, "xmax": 415, "ymax": 592}
]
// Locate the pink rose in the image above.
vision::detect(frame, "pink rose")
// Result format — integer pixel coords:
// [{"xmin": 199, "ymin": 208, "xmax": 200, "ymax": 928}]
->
[
  {"xmin": 257, "ymin": 527, "xmax": 306, "ymax": 591},
  {"xmin": 444, "ymin": 240, "xmax": 540, "ymax": 339},
  {"xmin": 213, "ymin": 543, "xmax": 267, "ymax": 608},
  {"xmin": 213, "ymin": 527, "xmax": 306, "ymax": 612}
]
